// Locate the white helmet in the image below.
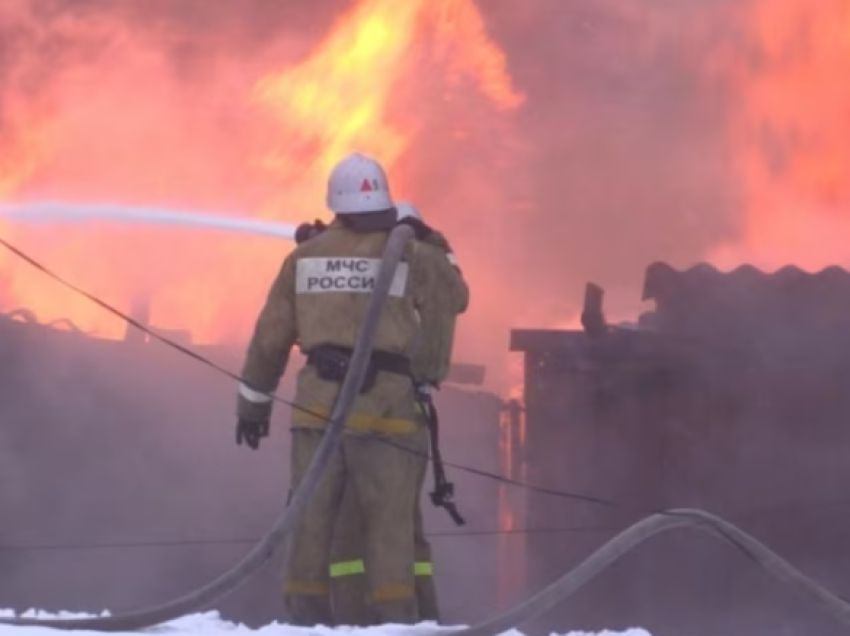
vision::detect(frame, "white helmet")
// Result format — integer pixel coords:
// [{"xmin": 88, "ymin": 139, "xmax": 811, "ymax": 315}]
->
[
  {"xmin": 326, "ymin": 152, "xmax": 394, "ymax": 214},
  {"xmin": 395, "ymin": 201, "xmax": 421, "ymax": 220}
]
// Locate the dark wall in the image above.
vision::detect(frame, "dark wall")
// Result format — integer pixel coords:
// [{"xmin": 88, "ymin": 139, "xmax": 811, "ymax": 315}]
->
[{"xmin": 517, "ymin": 324, "xmax": 850, "ymax": 636}]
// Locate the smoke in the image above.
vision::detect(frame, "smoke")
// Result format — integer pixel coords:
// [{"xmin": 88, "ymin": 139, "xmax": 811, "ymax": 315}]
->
[
  {"xmin": 0, "ymin": 326, "xmax": 290, "ymax": 621},
  {"xmin": 510, "ymin": 275, "xmax": 850, "ymax": 636},
  {"xmin": 476, "ymin": 0, "xmax": 742, "ymax": 308},
  {"xmin": 372, "ymin": 0, "xmax": 751, "ymax": 390},
  {"xmin": 2, "ymin": 0, "xmax": 845, "ymax": 631},
  {"xmin": 0, "ymin": 314, "xmax": 507, "ymax": 625}
]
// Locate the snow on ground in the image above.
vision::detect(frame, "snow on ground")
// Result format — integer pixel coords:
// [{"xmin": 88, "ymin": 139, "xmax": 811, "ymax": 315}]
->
[{"xmin": 0, "ymin": 610, "xmax": 652, "ymax": 636}]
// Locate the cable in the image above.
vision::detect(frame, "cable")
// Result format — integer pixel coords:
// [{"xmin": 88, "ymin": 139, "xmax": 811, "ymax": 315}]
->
[
  {"xmin": 5, "ymin": 494, "xmax": 849, "ymax": 555},
  {"xmin": 0, "ymin": 526, "xmax": 618, "ymax": 554},
  {"xmin": 0, "ymin": 234, "xmax": 624, "ymax": 511},
  {"xmin": 0, "ymin": 236, "xmax": 331, "ymax": 426}
]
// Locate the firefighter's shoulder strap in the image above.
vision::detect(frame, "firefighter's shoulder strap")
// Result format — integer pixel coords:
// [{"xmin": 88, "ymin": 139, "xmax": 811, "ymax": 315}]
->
[{"xmin": 418, "ymin": 392, "xmax": 465, "ymax": 526}]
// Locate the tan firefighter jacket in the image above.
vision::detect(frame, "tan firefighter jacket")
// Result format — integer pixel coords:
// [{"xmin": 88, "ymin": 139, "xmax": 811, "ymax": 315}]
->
[{"xmin": 236, "ymin": 219, "xmax": 467, "ymax": 434}]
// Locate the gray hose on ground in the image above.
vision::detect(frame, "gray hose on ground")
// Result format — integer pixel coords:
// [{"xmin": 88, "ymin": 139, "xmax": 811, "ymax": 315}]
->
[
  {"xmin": 445, "ymin": 508, "xmax": 850, "ymax": 636},
  {"xmin": 0, "ymin": 224, "xmax": 417, "ymax": 632}
]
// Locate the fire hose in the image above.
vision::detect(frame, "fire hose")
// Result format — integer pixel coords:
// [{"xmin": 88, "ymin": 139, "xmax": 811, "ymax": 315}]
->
[
  {"xmin": 1, "ymin": 210, "xmax": 850, "ymax": 633},
  {"xmin": 446, "ymin": 508, "xmax": 850, "ymax": 636}
]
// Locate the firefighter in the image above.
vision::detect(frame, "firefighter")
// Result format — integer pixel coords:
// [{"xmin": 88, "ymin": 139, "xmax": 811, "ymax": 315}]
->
[
  {"xmin": 295, "ymin": 202, "xmax": 468, "ymax": 625},
  {"xmin": 235, "ymin": 153, "xmax": 465, "ymax": 626},
  {"xmin": 395, "ymin": 202, "xmax": 466, "ymax": 280},
  {"xmin": 325, "ymin": 201, "xmax": 468, "ymax": 626}
]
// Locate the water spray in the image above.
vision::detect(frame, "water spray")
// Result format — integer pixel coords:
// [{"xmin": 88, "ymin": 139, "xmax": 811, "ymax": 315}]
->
[{"xmin": 0, "ymin": 201, "xmax": 298, "ymax": 241}]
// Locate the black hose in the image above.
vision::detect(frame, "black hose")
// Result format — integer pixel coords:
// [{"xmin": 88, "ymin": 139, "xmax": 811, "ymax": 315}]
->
[{"xmin": 0, "ymin": 224, "xmax": 416, "ymax": 631}]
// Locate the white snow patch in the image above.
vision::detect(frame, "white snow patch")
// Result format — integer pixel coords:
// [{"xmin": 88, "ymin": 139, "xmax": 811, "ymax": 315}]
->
[{"xmin": 0, "ymin": 610, "xmax": 653, "ymax": 636}]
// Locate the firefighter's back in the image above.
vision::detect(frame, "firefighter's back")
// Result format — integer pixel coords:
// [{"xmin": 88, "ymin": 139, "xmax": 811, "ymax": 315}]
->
[
  {"xmin": 238, "ymin": 152, "xmax": 447, "ymax": 626},
  {"xmin": 290, "ymin": 222, "xmax": 422, "ymax": 433},
  {"xmin": 292, "ymin": 224, "xmax": 418, "ymax": 355}
]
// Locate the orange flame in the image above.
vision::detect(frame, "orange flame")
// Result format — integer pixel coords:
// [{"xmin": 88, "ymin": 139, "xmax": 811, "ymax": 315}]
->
[
  {"xmin": 0, "ymin": 124, "xmax": 48, "ymax": 198},
  {"xmin": 713, "ymin": 0, "xmax": 850, "ymax": 270},
  {"xmin": 253, "ymin": 0, "xmax": 422, "ymax": 214},
  {"xmin": 496, "ymin": 396, "xmax": 527, "ymax": 605},
  {"xmin": 0, "ymin": 0, "xmax": 521, "ymax": 345},
  {"xmin": 253, "ymin": 0, "xmax": 522, "ymax": 217},
  {"xmin": 428, "ymin": 2, "xmax": 524, "ymax": 112}
]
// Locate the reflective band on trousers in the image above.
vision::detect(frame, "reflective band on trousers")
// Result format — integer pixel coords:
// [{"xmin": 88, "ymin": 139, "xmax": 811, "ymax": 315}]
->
[
  {"xmin": 330, "ymin": 560, "xmax": 365, "ymax": 577},
  {"xmin": 283, "ymin": 580, "xmax": 329, "ymax": 595},
  {"xmin": 329, "ymin": 560, "xmax": 433, "ymax": 577},
  {"xmin": 295, "ymin": 407, "xmax": 417, "ymax": 434},
  {"xmin": 238, "ymin": 382, "xmax": 272, "ymax": 404},
  {"xmin": 414, "ymin": 561, "xmax": 433, "ymax": 576}
]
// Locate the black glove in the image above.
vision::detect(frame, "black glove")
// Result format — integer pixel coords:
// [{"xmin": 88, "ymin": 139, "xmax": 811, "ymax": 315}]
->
[
  {"xmin": 396, "ymin": 216, "xmax": 433, "ymax": 241},
  {"xmin": 236, "ymin": 418, "xmax": 270, "ymax": 450},
  {"xmin": 294, "ymin": 220, "xmax": 327, "ymax": 245}
]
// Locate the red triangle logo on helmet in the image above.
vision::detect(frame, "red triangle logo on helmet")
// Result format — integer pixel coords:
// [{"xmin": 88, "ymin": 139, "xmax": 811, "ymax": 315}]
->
[{"xmin": 360, "ymin": 178, "xmax": 373, "ymax": 192}]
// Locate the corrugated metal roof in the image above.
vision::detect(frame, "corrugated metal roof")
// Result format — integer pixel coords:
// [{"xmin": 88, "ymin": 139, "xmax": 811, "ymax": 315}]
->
[{"xmin": 642, "ymin": 262, "xmax": 850, "ymax": 338}]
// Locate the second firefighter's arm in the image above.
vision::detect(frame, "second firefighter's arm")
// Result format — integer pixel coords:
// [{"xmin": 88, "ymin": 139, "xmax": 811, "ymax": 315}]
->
[
  {"xmin": 411, "ymin": 242, "xmax": 468, "ymax": 386},
  {"xmin": 424, "ymin": 231, "xmax": 469, "ymax": 313},
  {"xmin": 237, "ymin": 255, "xmax": 298, "ymax": 422}
]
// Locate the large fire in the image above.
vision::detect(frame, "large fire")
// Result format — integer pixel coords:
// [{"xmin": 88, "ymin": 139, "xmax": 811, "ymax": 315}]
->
[
  {"xmin": 0, "ymin": 0, "xmax": 521, "ymax": 349},
  {"xmin": 712, "ymin": 0, "xmax": 850, "ymax": 270},
  {"xmin": 253, "ymin": 1, "xmax": 422, "ymax": 216}
]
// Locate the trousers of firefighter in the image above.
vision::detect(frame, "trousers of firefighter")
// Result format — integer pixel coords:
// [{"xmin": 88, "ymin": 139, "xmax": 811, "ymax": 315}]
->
[
  {"xmin": 325, "ymin": 389, "xmax": 455, "ymax": 626},
  {"xmin": 284, "ymin": 226, "xmax": 465, "ymax": 627},
  {"xmin": 281, "ymin": 352, "xmax": 463, "ymax": 628}
]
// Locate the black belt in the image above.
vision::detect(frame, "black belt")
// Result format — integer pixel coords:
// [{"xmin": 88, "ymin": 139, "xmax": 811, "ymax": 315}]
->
[{"xmin": 305, "ymin": 343, "xmax": 411, "ymax": 393}]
